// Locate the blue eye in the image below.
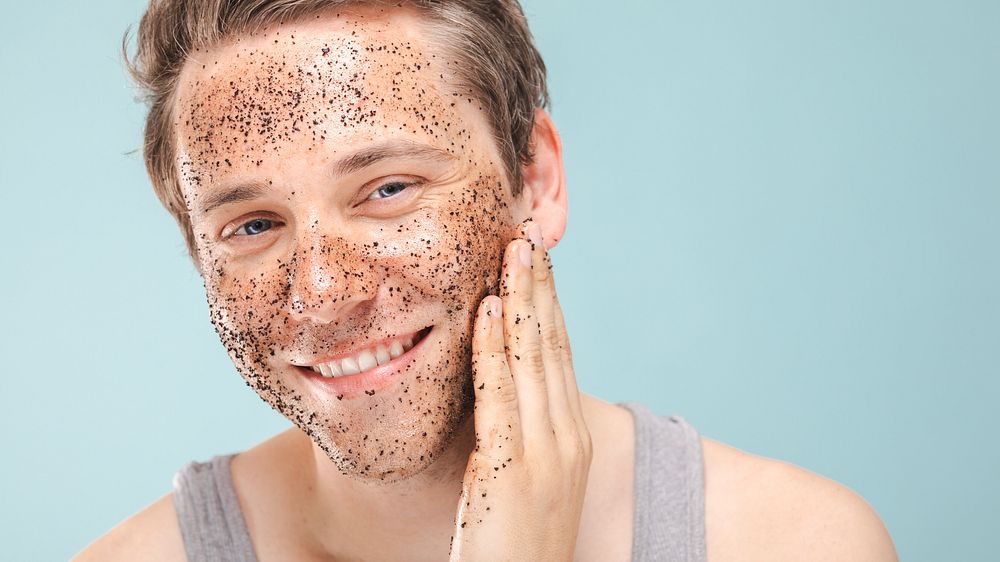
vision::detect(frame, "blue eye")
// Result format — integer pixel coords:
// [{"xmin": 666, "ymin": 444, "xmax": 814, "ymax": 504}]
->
[
  {"xmin": 368, "ymin": 181, "xmax": 411, "ymax": 200},
  {"xmin": 235, "ymin": 218, "xmax": 273, "ymax": 236}
]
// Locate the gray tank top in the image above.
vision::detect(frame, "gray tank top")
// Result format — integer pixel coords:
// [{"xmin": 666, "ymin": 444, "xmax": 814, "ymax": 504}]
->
[{"xmin": 172, "ymin": 401, "xmax": 706, "ymax": 561}]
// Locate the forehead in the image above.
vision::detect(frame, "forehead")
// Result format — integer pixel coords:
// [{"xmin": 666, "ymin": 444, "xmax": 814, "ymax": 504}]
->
[{"xmin": 173, "ymin": 6, "xmax": 490, "ymax": 188}]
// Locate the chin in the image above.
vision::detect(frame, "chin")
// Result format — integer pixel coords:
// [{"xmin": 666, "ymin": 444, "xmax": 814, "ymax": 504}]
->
[
  {"xmin": 302, "ymin": 379, "xmax": 475, "ymax": 484},
  {"xmin": 248, "ymin": 320, "xmax": 479, "ymax": 484}
]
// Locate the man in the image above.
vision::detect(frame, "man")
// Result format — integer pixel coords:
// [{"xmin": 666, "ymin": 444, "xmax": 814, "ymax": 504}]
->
[{"xmin": 78, "ymin": 1, "xmax": 897, "ymax": 560}]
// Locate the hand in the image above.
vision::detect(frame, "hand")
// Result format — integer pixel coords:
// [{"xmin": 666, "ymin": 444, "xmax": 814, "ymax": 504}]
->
[{"xmin": 448, "ymin": 220, "xmax": 593, "ymax": 561}]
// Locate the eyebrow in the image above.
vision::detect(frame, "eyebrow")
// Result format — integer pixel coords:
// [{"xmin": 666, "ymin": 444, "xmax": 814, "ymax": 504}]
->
[{"xmin": 194, "ymin": 139, "xmax": 457, "ymax": 215}]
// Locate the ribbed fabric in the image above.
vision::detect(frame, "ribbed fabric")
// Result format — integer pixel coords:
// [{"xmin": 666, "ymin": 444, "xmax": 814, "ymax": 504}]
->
[
  {"xmin": 172, "ymin": 454, "xmax": 256, "ymax": 562},
  {"xmin": 172, "ymin": 402, "xmax": 706, "ymax": 561},
  {"xmin": 618, "ymin": 401, "xmax": 707, "ymax": 562}
]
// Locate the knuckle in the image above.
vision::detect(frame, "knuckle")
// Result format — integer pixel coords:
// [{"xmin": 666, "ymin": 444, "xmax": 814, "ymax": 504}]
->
[
  {"xmin": 473, "ymin": 363, "xmax": 517, "ymax": 406},
  {"xmin": 532, "ymin": 260, "xmax": 550, "ymax": 284},
  {"xmin": 472, "ymin": 445, "xmax": 515, "ymax": 469},
  {"xmin": 559, "ymin": 428, "xmax": 591, "ymax": 460},
  {"xmin": 521, "ymin": 350, "xmax": 546, "ymax": 379},
  {"xmin": 514, "ymin": 283, "xmax": 534, "ymax": 306},
  {"xmin": 472, "ymin": 349, "xmax": 503, "ymax": 367},
  {"xmin": 494, "ymin": 383, "xmax": 517, "ymax": 406},
  {"xmin": 556, "ymin": 422, "xmax": 591, "ymax": 456},
  {"xmin": 540, "ymin": 320, "xmax": 561, "ymax": 353},
  {"xmin": 472, "ymin": 351, "xmax": 506, "ymax": 379}
]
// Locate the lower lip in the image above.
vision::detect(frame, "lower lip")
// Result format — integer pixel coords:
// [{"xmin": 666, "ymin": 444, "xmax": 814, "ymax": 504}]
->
[{"xmin": 296, "ymin": 326, "xmax": 433, "ymax": 400}]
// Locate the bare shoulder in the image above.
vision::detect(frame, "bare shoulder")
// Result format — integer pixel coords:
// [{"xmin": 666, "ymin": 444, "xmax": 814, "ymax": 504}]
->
[
  {"xmin": 71, "ymin": 492, "xmax": 186, "ymax": 562},
  {"xmin": 701, "ymin": 437, "xmax": 898, "ymax": 562}
]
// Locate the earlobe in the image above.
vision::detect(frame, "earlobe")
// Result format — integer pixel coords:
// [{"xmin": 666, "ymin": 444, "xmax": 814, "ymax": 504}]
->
[{"xmin": 520, "ymin": 108, "xmax": 568, "ymax": 249}]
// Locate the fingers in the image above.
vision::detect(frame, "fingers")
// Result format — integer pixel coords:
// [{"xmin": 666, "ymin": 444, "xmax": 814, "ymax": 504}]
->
[
  {"xmin": 499, "ymin": 230, "xmax": 553, "ymax": 449},
  {"xmin": 471, "ymin": 296, "xmax": 523, "ymax": 461},
  {"xmin": 478, "ymin": 218, "xmax": 588, "ymax": 460},
  {"xmin": 552, "ymin": 295, "xmax": 586, "ymax": 435},
  {"xmin": 524, "ymin": 221, "xmax": 575, "ymax": 437},
  {"xmin": 455, "ymin": 221, "xmax": 591, "ymax": 562}
]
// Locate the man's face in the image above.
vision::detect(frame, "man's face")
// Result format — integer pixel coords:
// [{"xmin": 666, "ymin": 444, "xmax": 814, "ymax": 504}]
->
[{"xmin": 173, "ymin": 8, "xmax": 524, "ymax": 483}]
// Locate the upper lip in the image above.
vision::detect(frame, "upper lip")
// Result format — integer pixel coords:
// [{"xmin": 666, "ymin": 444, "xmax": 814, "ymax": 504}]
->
[{"xmin": 295, "ymin": 326, "xmax": 431, "ymax": 367}]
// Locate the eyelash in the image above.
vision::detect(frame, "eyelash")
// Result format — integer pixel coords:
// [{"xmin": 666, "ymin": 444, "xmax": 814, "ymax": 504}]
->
[
  {"xmin": 225, "ymin": 180, "xmax": 418, "ymax": 239},
  {"xmin": 366, "ymin": 180, "xmax": 417, "ymax": 201}
]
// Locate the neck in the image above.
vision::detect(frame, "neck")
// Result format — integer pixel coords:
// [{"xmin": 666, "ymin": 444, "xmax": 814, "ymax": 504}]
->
[{"xmin": 300, "ymin": 411, "xmax": 477, "ymax": 559}]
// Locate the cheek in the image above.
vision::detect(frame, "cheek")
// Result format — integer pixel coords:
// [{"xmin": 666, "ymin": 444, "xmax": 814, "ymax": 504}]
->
[
  {"xmin": 199, "ymin": 250, "xmax": 293, "ymax": 372},
  {"xmin": 413, "ymin": 172, "xmax": 513, "ymax": 305},
  {"xmin": 196, "ymin": 170, "xmax": 513, "ymax": 346},
  {"xmin": 355, "ymin": 172, "xmax": 513, "ymax": 312}
]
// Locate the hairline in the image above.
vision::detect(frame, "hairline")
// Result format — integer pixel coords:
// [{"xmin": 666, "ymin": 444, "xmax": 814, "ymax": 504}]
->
[{"xmin": 166, "ymin": 5, "xmax": 523, "ymax": 235}]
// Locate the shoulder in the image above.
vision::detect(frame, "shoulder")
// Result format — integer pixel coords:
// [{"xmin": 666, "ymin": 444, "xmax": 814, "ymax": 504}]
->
[
  {"xmin": 701, "ymin": 437, "xmax": 898, "ymax": 562},
  {"xmin": 72, "ymin": 492, "xmax": 186, "ymax": 562}
]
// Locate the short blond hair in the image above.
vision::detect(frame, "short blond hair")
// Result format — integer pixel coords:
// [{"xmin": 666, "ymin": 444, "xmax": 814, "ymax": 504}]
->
[{"xmin": 124, "ymin": 0, "xmax": 549, "ymax": 262}]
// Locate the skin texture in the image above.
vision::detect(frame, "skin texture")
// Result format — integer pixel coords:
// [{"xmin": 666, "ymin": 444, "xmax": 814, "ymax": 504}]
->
[
  {"xmin": 72, "ymin": 5, "xmax": 899, "ymax": 562},
  {"xmin": 175, "ymin": 8, "xmax": 520, "ymax": 485},
  {"xmin": 168, "ymin": 8, "xmax": 598, "ymax": 558},
  {"xmin": 447, "ymin": 222, "xmax": 592, "ymax": 560}
]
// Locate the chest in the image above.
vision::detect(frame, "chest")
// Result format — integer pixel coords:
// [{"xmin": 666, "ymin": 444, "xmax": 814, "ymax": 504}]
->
[{"xmin": 244, "ymin": 486, "xmax": 635, "ymax": 562}]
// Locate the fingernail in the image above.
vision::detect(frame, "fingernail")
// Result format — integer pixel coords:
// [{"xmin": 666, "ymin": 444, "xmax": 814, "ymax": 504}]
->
[
  {"xmin": 487, "ymin": 297, "xmax": 502, "ymax": 317},
  {"xmin": 528, "ymin": 223, "xmax": 543, "ymax": 248},
  {"xmin": 518, "ymin": 242, "xmax": 532, "ymax": 267}
]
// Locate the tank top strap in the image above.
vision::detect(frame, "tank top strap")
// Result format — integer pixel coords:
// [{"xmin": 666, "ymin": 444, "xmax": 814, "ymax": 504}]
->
[
  {"xmin": 171, "ymin": 406, "xmax": 705, "ymax": 562},
  {"xmin": 172, "ymin": 453, "xmax": 258, "ymax": 562},
  {"xmin": 619, "ymin": 401, "xmax": 708, "ymax": 562}
]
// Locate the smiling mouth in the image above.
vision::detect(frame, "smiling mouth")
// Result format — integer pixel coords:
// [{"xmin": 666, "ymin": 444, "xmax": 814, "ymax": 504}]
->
[{"xmin": 299, "ymin": 326, "xmax": 433, "ymax": 379}]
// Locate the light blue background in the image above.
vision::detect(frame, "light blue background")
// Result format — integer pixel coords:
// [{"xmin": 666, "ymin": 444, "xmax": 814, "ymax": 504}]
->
[{"xmin": 2, "ymin": 1, "xmax": 997, "ymax": 560}]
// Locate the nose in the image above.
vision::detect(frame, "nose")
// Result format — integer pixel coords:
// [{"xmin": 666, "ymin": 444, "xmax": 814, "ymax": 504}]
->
[{"xmin": 285, "ymin": 232, "xmax": 378, "ymax": 325}]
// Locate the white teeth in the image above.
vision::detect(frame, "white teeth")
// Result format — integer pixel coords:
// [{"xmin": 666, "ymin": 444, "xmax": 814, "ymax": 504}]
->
[
  {"xmin": 340, "ymin": 356, "xmax": 361, "ymax": 375},
  {"xmin": 357, "ymin": 350, "xmax": 377, "ymax": 372},
  {"xmin": 329, "ymin": 361, "xmax": 343, "ymax": 377},
  {"xmin": 309, "ymin": 329, "xmax": 427, "ymax": 378},
  {"xmin": 375, "ymin": 344, "xmax": 391, "ymax": 366}
]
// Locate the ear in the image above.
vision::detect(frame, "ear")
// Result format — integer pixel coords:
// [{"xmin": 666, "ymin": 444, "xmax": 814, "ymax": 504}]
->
[{"xmin": 517, "ymin": 108, "xmax": 568, "ymax": 249}]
